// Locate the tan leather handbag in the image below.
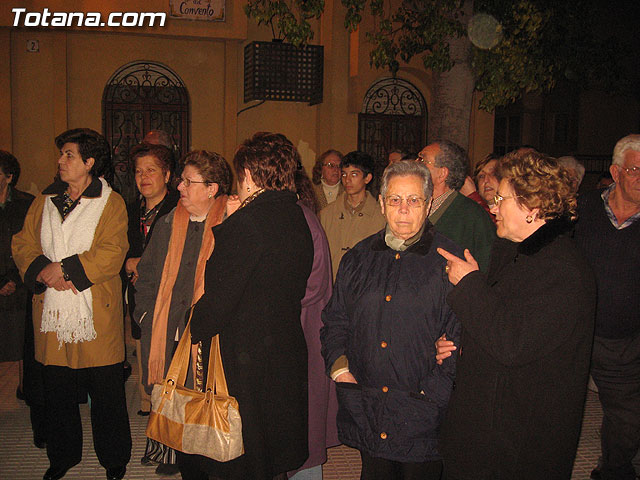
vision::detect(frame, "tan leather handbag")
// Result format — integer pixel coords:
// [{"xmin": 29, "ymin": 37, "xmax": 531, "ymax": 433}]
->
[{"xmin": 146, "ymin": 319, "xmax": 244, "ymax": 461}]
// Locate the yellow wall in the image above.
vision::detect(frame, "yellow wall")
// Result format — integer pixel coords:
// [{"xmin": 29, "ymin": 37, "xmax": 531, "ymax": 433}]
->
[
  {"xmin": 10, "ymin": 30, "xmax": 65, "ymax": 194},
  {"xmin": 3, "ymin": 0, "xmax": 496, "ymax": 193},
  {"xmin": 8, "ymin": 29, "xmax": 235, "ymax": 192}
]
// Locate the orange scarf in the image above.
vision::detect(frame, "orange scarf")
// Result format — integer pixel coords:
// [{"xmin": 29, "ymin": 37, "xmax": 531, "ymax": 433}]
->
[{"xmin": 147, "ymin": 195, "xmax": 227, "ymax": 385}]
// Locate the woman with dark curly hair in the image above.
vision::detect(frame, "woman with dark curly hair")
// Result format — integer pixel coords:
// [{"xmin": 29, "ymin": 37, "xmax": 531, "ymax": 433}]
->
[{"xmin": 436, "ymin": 150, "xmax": 597, "ymax": 480}]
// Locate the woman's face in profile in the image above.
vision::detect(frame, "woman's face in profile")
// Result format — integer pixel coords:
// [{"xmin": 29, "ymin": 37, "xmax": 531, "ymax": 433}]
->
[
  {"xmin": 178, "ymin": 164, "xmax": 213, "ymax": 216},
  {"xmin": 490, "ymin": 179, "xmax": 534, "ymax": 243}
]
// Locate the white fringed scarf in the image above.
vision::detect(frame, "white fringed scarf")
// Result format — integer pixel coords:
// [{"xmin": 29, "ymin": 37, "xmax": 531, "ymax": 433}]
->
[{"xmin": 40, "ymin": 177, "xmax": 112, "ymax": 347}]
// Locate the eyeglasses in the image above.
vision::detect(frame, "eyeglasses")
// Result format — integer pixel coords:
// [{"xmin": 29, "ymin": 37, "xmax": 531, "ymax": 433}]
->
[
  {"xmin": 322, "ymin": 162, "xmax": 341, "ymax": 169},
  {"xmin": 620, "ymin": 165, "xmax": 640, "ymax": 177},
  {"xmin": 180, "ymin": 177, "xmax": 208, "ymax": 187},
  {"xmin": 416, "ymin": 153, "xmax": 434, "ymax": 166},
  {"xmin": 493, "ymin": 192, "xmax": 522, "ymax": 206},
  {"xmin": 384, "ymin": 195, "xmax": 426, "ymax": 208}
]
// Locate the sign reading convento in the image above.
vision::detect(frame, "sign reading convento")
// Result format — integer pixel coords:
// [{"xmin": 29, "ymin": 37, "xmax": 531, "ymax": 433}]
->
[{"xmin": 169, "ymin": 0, "xmax": 225, "ymax": 22}]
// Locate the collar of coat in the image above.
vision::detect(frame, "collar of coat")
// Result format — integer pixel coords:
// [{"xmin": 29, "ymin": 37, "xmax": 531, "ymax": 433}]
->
[
  {"xmin": 43, "ymin": 177, "xmax": 102, "ymax": 197},
  {"xmin": 517, "ymin": 216, "xmax": 573, "ymax": 256},
  {"xmin": 370, "ymin": 220, "xmax": 436, "ymax": 256}
]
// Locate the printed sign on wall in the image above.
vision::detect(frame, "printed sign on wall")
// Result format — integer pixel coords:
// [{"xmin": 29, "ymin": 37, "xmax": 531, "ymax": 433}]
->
[{"xmin": 169, "ymin": 0, "xmax": 225, "ymax": 22}]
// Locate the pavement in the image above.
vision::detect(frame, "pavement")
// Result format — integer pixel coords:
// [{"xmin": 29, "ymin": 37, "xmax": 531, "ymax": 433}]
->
[{"xmin": 0, "ymin": 357, "xmax": 602, "ymax": 479}]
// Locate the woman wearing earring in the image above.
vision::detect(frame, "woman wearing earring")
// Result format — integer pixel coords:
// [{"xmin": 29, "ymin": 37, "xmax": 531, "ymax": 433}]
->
[
  {"xmin": 181, "ymin": 132, "xmax": 314, "ymax": 480},
  {"xmin": 436, "ymin": 150, "xmax": 596, "ymax": 480},
  {"xmin": 133, "ymin": 150, "xmax": 231, "ymax": 478},
  {"xmin": 312, "ymin": 149, "xmax": 343, "ymax": 210}
]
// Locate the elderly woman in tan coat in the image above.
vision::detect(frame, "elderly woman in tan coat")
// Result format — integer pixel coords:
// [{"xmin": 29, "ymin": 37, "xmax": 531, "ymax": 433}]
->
[{"xmin": 12, "ymin": 128, "xmax": 131, "ymax": 480}]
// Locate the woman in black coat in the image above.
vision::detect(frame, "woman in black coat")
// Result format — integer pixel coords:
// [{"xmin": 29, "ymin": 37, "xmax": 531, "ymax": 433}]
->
[
  {"xmin": 0, "ymin": 151, "xmax": 34, "ymax": 366},
  {"xmin": 183, "ymin": 132, "xmax": 314, "ymax": 480},
  {"xmin": 0, "ymin": 151, "xmax": 39, "ymax": 443},
  {"xmin": 437, "ymin": 150, "xmax": 596, "ymax": 480},
  {"xmin": 122, "ymin": 143, "xmax": 179, "ymax": 474}
]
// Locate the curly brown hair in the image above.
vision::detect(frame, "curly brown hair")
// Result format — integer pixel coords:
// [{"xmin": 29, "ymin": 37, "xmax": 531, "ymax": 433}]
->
[
  {"xmin": 183, "ymin": 150, "xmax": 232, "ymax": 197},
  {"xmin": 312, "ymin": 149, "xmax": 343, "ymax": 185},
  {"xmin": 498, "ymin": 150, "xmax": 577, "ymax": 221},
  {"xmin": 234, "ymin": 132, "xmax": 298, "ymax": 191}
]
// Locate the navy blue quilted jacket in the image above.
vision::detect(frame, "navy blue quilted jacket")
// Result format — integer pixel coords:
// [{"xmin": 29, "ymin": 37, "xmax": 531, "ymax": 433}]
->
[{"xmin": 321, "ymin": 222, "xmax": 461, "ymax": 462}]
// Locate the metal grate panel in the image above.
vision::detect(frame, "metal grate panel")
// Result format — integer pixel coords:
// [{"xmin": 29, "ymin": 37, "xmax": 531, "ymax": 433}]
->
[{"xmin": 244, "ymin": 41, "xmax": 323, "ymax": 105}]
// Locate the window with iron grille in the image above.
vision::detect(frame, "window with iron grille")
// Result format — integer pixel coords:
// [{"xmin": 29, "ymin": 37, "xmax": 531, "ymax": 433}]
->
[{"xmin": 102, "ymin": 61, "xmax": 190, "ymax": 203}]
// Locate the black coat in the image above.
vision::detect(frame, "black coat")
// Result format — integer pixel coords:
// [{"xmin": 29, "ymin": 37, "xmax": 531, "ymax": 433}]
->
[
  {"xmin": 126, "ymin": 189, "xmax": 180, "ymax": 260},
  {"xmin": 440, "ymin": 218, "xmax": 596, "ymax": 480},
  {"xmin": 321, "ymin": 223, "xmax": 461, "ymax": 463},
  {"xmin": 0, "ymin": 187, "xmax": 34, "ymax": 362},
  {"xmin": 123, "ymin": 190, "xmax": 179, "ymax": 338},
  {"xmin": 190, "ymin": 190, "xmax": 314, "ymax": 480}
]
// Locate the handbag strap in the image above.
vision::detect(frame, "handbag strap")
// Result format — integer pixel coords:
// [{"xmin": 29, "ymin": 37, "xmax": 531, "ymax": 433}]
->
[
  {"xmin": 163, "ymin": 309, "xmax": 195, "ymax": 387},
  {"xmin": 163, "ymin": 307, "xmax": 231, "ymax": 397},
  {"xmin": 205, "ymin": 334, "xmax": 230, "ymax": 396}
]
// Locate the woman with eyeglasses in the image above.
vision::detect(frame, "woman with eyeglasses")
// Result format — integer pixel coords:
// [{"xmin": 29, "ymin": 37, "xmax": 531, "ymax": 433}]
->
[
  {"xmin": 436, "ymin": 150, "xmax": 596, "ymax": 480},
  {"xmin": 321, "ymin": 160, "xmax": 461, "ymax": 480},
  {"xmin": 132, "ymin": 150, "xmax": 231, "ymax": 477},
  {"xmin": 311, "ymin": 149, "xmax": 344, "ymax": 210}
]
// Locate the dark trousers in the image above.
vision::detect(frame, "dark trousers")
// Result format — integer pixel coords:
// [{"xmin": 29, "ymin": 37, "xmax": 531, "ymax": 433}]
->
[
  {"xmin": 591, "ymin": 333, "xmax": 640, "ymax": 480},
  {"xmin": 360, "ymin": 451, "xmax": 443, "ymax": 480},
  {"xmin": 43, "ymin": 362, "xmax": 132, "ymax": 470}
]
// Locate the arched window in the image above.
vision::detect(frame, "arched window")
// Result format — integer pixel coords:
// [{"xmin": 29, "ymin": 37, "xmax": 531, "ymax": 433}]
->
[
  {"xmin": 358, "ymin": 77, "xmax": 427, "ymax": 187},
  {"xmin": 102, "ymin": 61, "xmax": 190, "ymax": 203}
]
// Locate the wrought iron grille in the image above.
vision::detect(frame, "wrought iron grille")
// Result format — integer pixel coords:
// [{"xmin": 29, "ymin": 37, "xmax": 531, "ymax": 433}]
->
[
  {"xmin": 361, "ymin": 77, "xmax": 426, "ymax": 117},
  {"xmin": 244, "ymin": 41, "xmax": 324, "ymax": 105},
  {"xmin": 102, "ymin": 61, "xmax": 190, "ymax": 203},
  {"xmin": 358, "ymin": 77, "xmax": 427, "ymax": 191}
]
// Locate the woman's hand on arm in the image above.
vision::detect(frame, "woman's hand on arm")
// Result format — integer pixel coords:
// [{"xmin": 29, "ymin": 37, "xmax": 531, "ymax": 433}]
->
[
  {"xmin": 50, "ymin": 278, "xmax": 78, "ymax": 294},
  {"xmin": 437, "ymin": 248, "xmax": 479, "ymax": 285},
  {"xmin": 335, "ymin": 372, "xmax": 357, "ymax": 384},
  {"xmin": 435, "ymin": 333, "xmax": 457, "ymax": 365},
  {"xmin": 125, "ymin": 257, "xmax": 141, "ymax": 285},
  {"xmin": 37, "ymin": 262, "xmax": 64, "ymax": 286},
  {"xmin": 0, "ymin": 280, "xmax": 16, "ymax": 296},
  {"xmin": 459, "ymin": 176, "xmax": 477, "ymax": 196}
]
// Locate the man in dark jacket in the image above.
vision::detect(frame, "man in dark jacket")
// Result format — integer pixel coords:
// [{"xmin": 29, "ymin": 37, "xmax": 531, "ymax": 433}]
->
[
  {"xmin": 417, "ymin": 140, "xmax": 495, "ymax": 271},
  {"xmin": 321, "ymin": 160, "xmax": 461, "ymax": 480},
  {"xmin": 574, "ymin": 134, "xmax": 640, "ymax": 480}
]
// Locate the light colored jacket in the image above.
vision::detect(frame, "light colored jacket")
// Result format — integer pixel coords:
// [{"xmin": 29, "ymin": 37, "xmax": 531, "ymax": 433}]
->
[
  {"xmin": 319, "ymin": 191, "xmax": 386, "ymax": 279},
  {"xmin": 313, "ymin": 182, "xmax": 343, "ymax": 211},
  {"xmin": 12, "ymin": 190, "xmax": 128, "ymax": 368}
]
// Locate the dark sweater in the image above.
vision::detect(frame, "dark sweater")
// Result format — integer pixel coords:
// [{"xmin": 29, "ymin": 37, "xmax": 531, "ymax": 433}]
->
[
  {"xmin": 573, "ymin": 188, "xmax": 640, "ymax": 339},
  {"xmin": 431, "ymin": 191, "xmax": 496, "ymax": 271}
]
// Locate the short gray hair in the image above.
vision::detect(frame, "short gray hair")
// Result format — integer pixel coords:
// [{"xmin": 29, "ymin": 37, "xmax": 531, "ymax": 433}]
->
[
  {"xmin": 381, "ymin": 160, "xmax": 433, "ymax": 200},
  {"xmin": 433, "ymin": 140, "xmax": 468, "ymax": 190},
  {"xmin": 557, "ymin": 156, "xmax": 585, "ymax": 184},
  {"xmin": 613, "ymin": 134, "xmax": 640, "ymax": 166}
]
